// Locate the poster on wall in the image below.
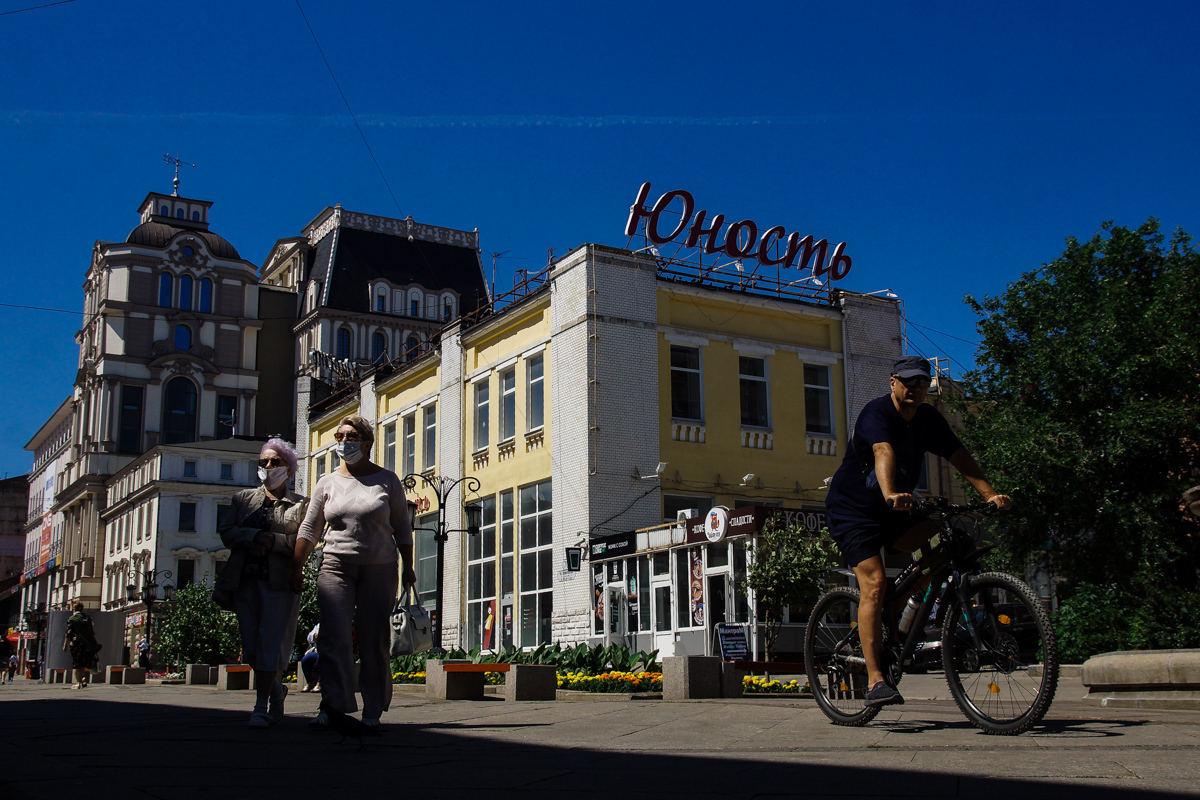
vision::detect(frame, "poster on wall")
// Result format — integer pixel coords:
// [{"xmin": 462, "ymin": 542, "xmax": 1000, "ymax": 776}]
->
[
  {"xmin": 482, "ymin": 600, "xmax": 496, "ymax": 650},
  {"xmin": 592, "ymin": 567, "xmax": 604, "ymax": 635},
  {"xmin": 690, "ymin": 548, "xmax": 704, "ymax": 627}
]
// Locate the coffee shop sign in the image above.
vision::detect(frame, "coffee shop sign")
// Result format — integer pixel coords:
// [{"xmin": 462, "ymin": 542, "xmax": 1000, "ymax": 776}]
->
[{"xmin": 625, "ymin": 182, "xmax": 852, "ymax": 281}]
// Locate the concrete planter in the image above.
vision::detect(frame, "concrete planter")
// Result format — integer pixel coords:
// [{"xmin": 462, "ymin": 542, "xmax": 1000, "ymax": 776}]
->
[{"xmin": 1082, "ymin": 648, "xmax": 1200, "ymax": 709}]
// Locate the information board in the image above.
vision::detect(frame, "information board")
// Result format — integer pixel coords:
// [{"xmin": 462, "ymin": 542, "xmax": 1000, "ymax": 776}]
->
[{"xmin": 715, "ymin": 622, "xmax": 749, "ymax": 662}]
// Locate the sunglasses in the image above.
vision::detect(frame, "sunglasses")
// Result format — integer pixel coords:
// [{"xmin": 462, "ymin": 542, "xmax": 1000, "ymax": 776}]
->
[
  {"xmin": 334, "ymin": 431, "xmax": 361, "ymax": 442},
  {"xmin": 258, "ymin": 457, "xmax": 286, "ymax": 468},
  {"xmin": 895, "ymin": 375, "xmax": 932, "ymax": 388}
]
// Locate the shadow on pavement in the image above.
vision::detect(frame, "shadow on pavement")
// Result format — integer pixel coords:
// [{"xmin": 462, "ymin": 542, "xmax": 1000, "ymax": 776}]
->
[
  {"xmin": 876, "ymin": 716, "xmax": 1148, "ymax": 737},
  {"xmin": 0, "ymin": 698, "xmax": 1182, "ymax": 800}
]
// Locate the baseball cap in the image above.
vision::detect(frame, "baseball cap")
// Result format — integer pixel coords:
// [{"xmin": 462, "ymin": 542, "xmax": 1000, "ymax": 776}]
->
[{"xmin": 892, "ymin": 356, "xmax": 932, "ymax": 380}]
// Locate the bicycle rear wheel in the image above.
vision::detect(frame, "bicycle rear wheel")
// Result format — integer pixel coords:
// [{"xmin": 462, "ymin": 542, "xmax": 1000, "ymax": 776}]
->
[
  {"xmin": 941, "ymin": 572, "xmax": 1058, "ymax": 735},
  {"xmin": 805, "ymin": 588, "xmax": 881, "ymax": 727}
]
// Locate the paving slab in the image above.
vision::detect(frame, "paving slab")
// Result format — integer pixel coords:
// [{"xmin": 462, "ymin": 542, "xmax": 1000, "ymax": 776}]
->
[{"xmin": 1, "ymin": 676, "xmax": 1198, "ymax": 799}]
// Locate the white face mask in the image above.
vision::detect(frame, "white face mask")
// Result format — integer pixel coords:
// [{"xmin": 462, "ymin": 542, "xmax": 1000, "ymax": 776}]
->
[
  {"xmin": 258, "ymin": 465, "xmax": 289, "ymax": 489},
  {"xmin": 335, "ymin": 440, "xmax": 363, "ymax": 464}
]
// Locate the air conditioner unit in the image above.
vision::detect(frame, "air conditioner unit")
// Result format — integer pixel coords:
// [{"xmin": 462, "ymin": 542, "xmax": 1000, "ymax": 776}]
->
[{"xmin": 677, "ymin": 509, "xmax": 699, "ymax": 522}]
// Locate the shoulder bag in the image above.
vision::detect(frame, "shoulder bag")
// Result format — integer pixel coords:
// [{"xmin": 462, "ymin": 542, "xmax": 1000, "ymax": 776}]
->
[{"xmin": 390, "ymin": 582, "xmax": 433, "ymax": 656}]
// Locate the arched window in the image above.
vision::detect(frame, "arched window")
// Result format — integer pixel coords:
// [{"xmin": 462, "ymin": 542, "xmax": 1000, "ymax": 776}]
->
[
  {"xmin": 336, "ymin": 328, "xmax": 352, "ymax": 359},
  {"xmin": 162, "ymin": 377, "xmax": 198, "ymax": 445},
  {"xmin": 443, "ymin": 298, "xmax": 453, "ymax": 321},
  {"xmin": 372, "ymin": 331, "xmax": 387, "ymax": 363},
  {"xmin": 405, "ymin": 335, "xmax": 419, "ymax": 362},
  {"xmin": 192, "ymin": 210, "xmax": 200, "ymax": 221},
  {"xmin": 176, "ymin": 208, "xmax": 184, "ymax": 219},
  {"xmin": 174, "ymin": 324, "xmax": 191, "ymax": 351},
  {"xmin": 178, "ymin": 275, "xmax": 193, "ymax": 311},
  {"xmin": 376, "ymin": 291, "xmax": 386, "ymax": 312},
  {"xmin": 158, "ymin": 273, "xmax": 173, "ymax": 308},
  {"xmin": 160, "ymin": 205, "xmax": 169, "ymax": 216},
  {"xmin": 198, "ymin": 279, "xmax": 213, "ymax": 314}
]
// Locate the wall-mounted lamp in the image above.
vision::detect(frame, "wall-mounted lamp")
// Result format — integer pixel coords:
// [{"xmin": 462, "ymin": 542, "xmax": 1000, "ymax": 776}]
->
[
  {"xmin": 741, "ymin": 473, "xmax": 756, "ymax": 486},
  {"xmin": 864, "ymin": 288, "xmax": 898, "ymax": 298},
  {"xmin": 633, "ymin": 461, "xmax": 668, "ymax": 480},
  {"xmin": 565, "ymin": 547, "xmax": 583, "ymax": 572}
]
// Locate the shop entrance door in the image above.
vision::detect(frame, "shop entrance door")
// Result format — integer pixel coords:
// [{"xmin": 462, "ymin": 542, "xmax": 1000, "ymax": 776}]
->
[
  {"xmin": 606, "ymin": 587, "xmax": 627, "ymax": 646},
  {"xmin": 706, "ymin": 574, "xmax": 728, "ymax": 655}
]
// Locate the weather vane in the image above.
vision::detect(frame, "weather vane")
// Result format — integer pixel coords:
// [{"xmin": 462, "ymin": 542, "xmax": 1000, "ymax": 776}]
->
[{"xmin": 163, "ymin": 154, "xmax": 196, "ymax": 197}]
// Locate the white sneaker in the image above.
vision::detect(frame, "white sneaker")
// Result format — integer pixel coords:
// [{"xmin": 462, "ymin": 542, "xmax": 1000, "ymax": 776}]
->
[
  {"xmin": 268, "ymin": 684, "xmax": 287, "ymax": 724},
  {"xmin": 248, "ymin": 711, "xmax": 271, "ymax": 729}
]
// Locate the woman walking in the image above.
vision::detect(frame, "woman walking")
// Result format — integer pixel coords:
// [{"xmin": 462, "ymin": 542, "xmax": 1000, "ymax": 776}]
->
[
  {"xmin": 293, "ymin": 414, "xmax": 415, "ymax": 729},
  {"xmin": 216, "ymin": 438, "xmax": 308, "ymax": 729},
  {"xmin": 63, "ymin": 601, "xmax": 101, "ymax": 688}
]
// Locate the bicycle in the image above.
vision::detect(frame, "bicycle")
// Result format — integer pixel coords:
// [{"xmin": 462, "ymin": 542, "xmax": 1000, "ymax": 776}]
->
[{"xmin": 803, "ymin": 496, "xmax": 1059, "ymax": 735}]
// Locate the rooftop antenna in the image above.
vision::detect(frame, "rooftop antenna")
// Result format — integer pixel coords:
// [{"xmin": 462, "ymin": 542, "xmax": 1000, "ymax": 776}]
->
[
  {"xmin": 488, "ymin": 249, "xmax": 511, "ymax": 303},
  {"xmin": 163, "ymin": 154, "xmax": 196, "ymax": 196}
]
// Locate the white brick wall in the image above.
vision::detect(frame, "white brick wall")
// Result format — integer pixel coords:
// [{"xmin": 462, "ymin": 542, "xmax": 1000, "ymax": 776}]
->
[
  {"xmin": 841, "ymin": 294, "xmax": 904, "ymax": 437},
  {"xmin": 437, "ymin": 322, "xmax": 465, "ymax": 648}
]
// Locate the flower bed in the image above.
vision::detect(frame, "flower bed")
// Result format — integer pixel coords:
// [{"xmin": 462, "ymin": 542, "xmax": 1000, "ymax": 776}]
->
[
  {"xmin": 393, "ymin": 670, "xmax": 426, "ymax": 684},
  {"xmin": 742, "ymin": 676, "xmax": 811, "ymax": 694},
  {"xmin": 557, "ymin": 671, "xmax": 663, "ymax": 693}
]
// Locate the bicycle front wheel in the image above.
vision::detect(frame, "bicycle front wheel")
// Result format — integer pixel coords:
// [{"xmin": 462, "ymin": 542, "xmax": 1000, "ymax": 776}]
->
[
  {"xmin": 805, "ymin": 588, "xmax": 881, "ymax": 727},
  {"xmin": 941, "ymin": 572, "xmax": 1058, "ymax": 735}
]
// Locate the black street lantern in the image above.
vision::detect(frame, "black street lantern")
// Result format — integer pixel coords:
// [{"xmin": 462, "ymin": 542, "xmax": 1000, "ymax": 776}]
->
[
  {"xmin": 401, "ymin": 473, "xmax": 482, "ymax": 654},
  {"xmin": 127, "ymin": 569, "xmax": 173, "ymax": 668}
]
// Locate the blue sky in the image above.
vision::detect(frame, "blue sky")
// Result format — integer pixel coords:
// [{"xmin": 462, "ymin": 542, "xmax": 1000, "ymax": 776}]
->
[{"xmin": 1, "ymin": 0, "xmax": 1198, "ymax": 478}]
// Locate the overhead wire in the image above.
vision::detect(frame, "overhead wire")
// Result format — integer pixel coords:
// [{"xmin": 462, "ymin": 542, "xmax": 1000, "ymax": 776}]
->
[
  {"xmin": 292, "ymin": 0, "xmax": 402, "ymax": 216},
  {"xmin": 0, "ymin": 0, "xmax": 76, "ymax": 16}
]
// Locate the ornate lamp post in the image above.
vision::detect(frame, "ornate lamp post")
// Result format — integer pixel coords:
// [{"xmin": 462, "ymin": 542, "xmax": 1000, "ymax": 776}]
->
[
  {"xmin": 125, "ymin": 570, "xmax": 174, "ymax": 668},
  {"xmin": 402, "ymin": 473, "xmax": 483, "ymax": 654},
  {"xmin": 22, "ymin": 602, "xmax": 47, "ymax": 682}
]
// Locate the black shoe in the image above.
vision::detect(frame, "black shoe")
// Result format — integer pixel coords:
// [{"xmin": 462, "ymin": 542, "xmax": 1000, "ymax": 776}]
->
[{"xmin": 865, "ymin": 681, "xmax": 905, "ymax": 707}]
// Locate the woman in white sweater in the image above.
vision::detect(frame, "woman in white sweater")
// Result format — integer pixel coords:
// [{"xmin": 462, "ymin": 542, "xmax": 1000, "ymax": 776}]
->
[{"xmin": 293, "ymin": 414, "xmax": 415, "ymax": 728}]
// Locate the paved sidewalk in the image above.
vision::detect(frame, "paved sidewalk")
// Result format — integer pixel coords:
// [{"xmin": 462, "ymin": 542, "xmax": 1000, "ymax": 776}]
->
[{"xmin": 2, "ymin": 676, "xmax": 1198, "ymax": 799}]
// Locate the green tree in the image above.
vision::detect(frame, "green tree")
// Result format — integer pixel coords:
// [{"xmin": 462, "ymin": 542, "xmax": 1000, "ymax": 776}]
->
[
  {"xmin": 155, "ymin": 579, "xmax": 241, "ymax": 669},
  {"xmin": 956, "ymin": 219, "xmax": 1200, "ymax": 592},
  {"xmin": 744, "ymin": 516, "xmax": 839, "ymax": 659},
  {"xmin": 293, "ymin": 549, "xmax": 321, "ymax": 657}
]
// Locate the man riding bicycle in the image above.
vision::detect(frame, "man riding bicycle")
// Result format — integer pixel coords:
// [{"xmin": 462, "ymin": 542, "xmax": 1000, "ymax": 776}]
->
[{"xmin": 825, "ymin": 355, "xmax": 1011, "ymax": 708}]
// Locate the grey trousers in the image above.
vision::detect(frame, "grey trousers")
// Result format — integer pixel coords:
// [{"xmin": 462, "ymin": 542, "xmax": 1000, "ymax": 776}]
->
[
  {"xmin": 317, "ymin": 555, "xmax": 398, "ymax": 718},
  {"xmin": 233, "ymin": 577, "xmax": 300, "ymax": 673}
]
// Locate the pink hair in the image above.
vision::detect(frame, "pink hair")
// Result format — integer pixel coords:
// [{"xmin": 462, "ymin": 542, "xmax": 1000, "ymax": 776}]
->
[{"xmin": 261, "ymin": 438, "xmax": 298, "ymax": 475}]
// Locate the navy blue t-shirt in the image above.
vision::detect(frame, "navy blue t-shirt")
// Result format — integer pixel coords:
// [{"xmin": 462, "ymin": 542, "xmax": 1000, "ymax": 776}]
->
[{"xmin": 825, "ymin": 395, "xmax": 963, "ymax": 520}]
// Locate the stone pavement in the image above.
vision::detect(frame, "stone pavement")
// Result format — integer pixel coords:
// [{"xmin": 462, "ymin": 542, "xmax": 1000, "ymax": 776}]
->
[{"xmin": 2, "ymin": 673, "xmax": 1199, "ymax": 800}]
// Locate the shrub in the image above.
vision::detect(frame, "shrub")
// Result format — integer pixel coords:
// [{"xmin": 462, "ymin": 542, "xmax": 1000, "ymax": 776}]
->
[
  {"xmin": 1054, "ymin": 581, "xmax": 1200, "ymax": 663},
  {"xmin": 155, "ymin": 579, "xmax": 241, "ymax": 669}
]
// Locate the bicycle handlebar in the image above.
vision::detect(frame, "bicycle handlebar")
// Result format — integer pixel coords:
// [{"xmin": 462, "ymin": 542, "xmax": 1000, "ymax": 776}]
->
[{"xmin": 889, "ymin": 496, "xmax": 999, "ymax": 516}]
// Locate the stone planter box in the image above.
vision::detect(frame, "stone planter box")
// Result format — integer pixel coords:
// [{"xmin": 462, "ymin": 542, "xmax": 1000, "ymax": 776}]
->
[{"xmin": 1082, "ymin": 648, "xmax": 1200, "ymax": 710}]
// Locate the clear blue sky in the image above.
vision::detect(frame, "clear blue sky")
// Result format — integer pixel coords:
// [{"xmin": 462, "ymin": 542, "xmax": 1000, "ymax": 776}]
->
[{"xmin": 1, "ymin": 0, "xmax": 1198, "ymax": 479}]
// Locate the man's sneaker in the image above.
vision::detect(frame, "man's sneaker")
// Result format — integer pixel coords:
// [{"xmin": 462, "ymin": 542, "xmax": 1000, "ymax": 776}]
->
[
  {"xmin": 268, "ymin": 684, "xmax": 288, "ymax": 724},
  {"xmin": 865, "ymin": 681, "xmax": 905, "ymax": 708},
  {"xmin": 248, "ymin": 710, "xmax": 271, "ymax": 729},
  {"xmin": 308, "ymin": 710, "xmax": 329, "ymax": 730},
  {"xmin": 361, "ymin": 717, "xmax": 382, "ymax": 729}
]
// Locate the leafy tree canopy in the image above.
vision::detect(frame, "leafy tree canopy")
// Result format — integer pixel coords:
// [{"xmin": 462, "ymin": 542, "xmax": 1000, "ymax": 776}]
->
[{"xmin": 956, "ymin": 219, "xmax": 1200, "ymax": 590}]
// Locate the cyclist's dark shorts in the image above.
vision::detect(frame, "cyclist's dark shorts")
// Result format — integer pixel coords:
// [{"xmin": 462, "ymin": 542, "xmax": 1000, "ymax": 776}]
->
[{"xmin": 827, "ymin": 510, "xmax": 919, "ymax": 568}]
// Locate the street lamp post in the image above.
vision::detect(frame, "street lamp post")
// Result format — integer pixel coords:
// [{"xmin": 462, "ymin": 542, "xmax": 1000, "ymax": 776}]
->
[
  {"xmin": 22, "ymin": 602, "xmax": 47, "ymax": 682},
  {"xmin": 125, "ymin": 570, "xmax": 175, "ymax": 669},
  {"xmin": 402, "ymin": 473, "xmax": 483, "ymax": 654}
]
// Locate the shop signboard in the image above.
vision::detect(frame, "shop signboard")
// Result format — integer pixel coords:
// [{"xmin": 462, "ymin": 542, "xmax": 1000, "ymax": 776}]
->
[
  {"xmin": 37, "ymin": 515, "xmax": 51, "ymax": 571},
  {"xmin": 687, "ymin": 505, "xmax": 827, "ymax": 543},
  {"xmin": 704, "ymin": 507, "xmax": 729, "ymax": 542},
  {"xmin": 715, "ymin": 623, "xmax": 749, "ymax": 662},
  {"xmin": 590, "ymin": 531, "xmax": 637, "ymax": 562}
]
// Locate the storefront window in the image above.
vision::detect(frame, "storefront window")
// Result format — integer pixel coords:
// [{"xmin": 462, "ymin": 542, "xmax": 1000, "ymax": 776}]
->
[
  {"xmin": 518, "ymin": 480, "xmax": 552, "ymax": 647},
  {"xmin": 654, "ymin": 586, "xmax": 672, "ymax": 632},
  {"xmin": 732, "ymin": 538, "xmax": 750, "ymax": 623},
  {"xmin": 416, "ymin": 513, "xmax": 438, "ymax": 607},
  {"xmin": 466, "ymin": 495, "xmax": 497, "ymax": 651},
  {"xmin": 707, "ymin": 541, "xmax": 729, "ymax": 568}
]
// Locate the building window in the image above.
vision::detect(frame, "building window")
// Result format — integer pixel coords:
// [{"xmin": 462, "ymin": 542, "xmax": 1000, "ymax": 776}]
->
[
  {"xmin": 422, "ymin": 405, "xmax": 436, "ymax": 470},
  {"xmin": 372, "ymin": 331, "xmax": 386, "ymax": 363},
  {"xmin": 183, "ymin": 460, "xmax": 197, "ymax": 478},
  {"xmin": 443, "ymin": 298, "xmax": 453, "ymax": 321},
  {"xmin": 739, "ymin": 356, "xmax": 770, "ymax": 428},
  {"xmin": 176, "ymin": 208, "xmax": 184, "ymax": 219},
  {"xmin": 670, "ymin": 345, "xmax": 703, "ymax": 421},
  {"xmin": 174, "ymin": 324, "xmax": 191, "ymax": 351},
  {"xmin": 316, "ymin": 455, "xmax": 326, "ymax": 480},
  {"xmin": 527, "ymin": 354, "xmax": 544, "ymax": 430},
  {"xmin": 163, "ymin": 377, "xmax": 198, "ymax": 444},
  {"xmin": 216, "ymin": 395, "xmax": 237, "ymax": 438},
  {"xmin": 118, "ymin": 384, "xmax": 144, "ymax": 455},
  {"xmin": 405, "ymin": 335, "xmax": 419, "ymax": 361},
  {"xmin": 663, "ymin": 495, "xmax": 714, "ymax": 523},
  {"xmin": 178, "ymin": 275, "xmax": 193, "ymax": 311},
  {"xmin": 499, "ymin": 367, "xmax": 516, "ymax": 441},
  {"xmin": 177, "ymin": 559, "xmax": 196, "ymax": 587},
  {"xmin": 500, "ymin": 490, "xmax": 514, "ymax": 646},
  {"xmin": 383, "ymin": 423, "xmax": 396, "ymax": 473},
  {"xmin": 160, "ymin": 204, "xmax": 169, "ymax": 216},
  {"xmin": 466, "ymin": 495, "xmax": 498, "ymax": 651},
  {"xmin": 518, "ymin": 480, "xmax": 552, "ymax": 647},
  {"xmin": 402, "ymin": 414, "xmax": 416, "ymax": 477},
  {"xmin": 336, "ymin": 328, "xmax": 352, "ymax": 360},
  {"xmin": 178, "ymin": 502, "xmax": 196, "ymax": 532},
  {"xmin": 410, "ymin": 298, "xmax": 420, "ymax": 316},
  {"xmin": 198, "ymin": 279, "xmax": 213, "ymax": 314},
  {"xmin": 415, "ymin": 513, "xmax": 438, "ymax": 607},
  {"xmin": 804, "ymin": 365, "xmax": 834, "ymax": 435},
  {"xmin": 376, "ymin": 293, "xmax": 386, "ymax": 312},
  {"xmin": 158, "ymin": 273, "xmax": 173, "ymax": 308},
  {"xmin": 220, "ymin": 463, "xmax": 233, "ymax": 481},
  {"xmin": 191, "ymin": 210, "xmax": 200, "ymax": 222},
  {"xmin": 474, "ymin": 380, "xmax": 489, "ymax": 451},
  {"xmin": 217, "ymin": 503, "xmax": 231, "ymax": 527}
]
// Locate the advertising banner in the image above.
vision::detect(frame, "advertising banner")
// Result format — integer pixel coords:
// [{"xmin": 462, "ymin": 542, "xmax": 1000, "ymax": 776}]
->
[{"xmin": 37, "ymin": 515, "xmax": 51, "ymax": 570}]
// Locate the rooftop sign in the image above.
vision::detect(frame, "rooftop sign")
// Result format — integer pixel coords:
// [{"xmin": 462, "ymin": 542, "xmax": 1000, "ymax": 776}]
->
[{"xmin": 625, "ymin": 182, "xmax": 852, "ymax": 281}]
